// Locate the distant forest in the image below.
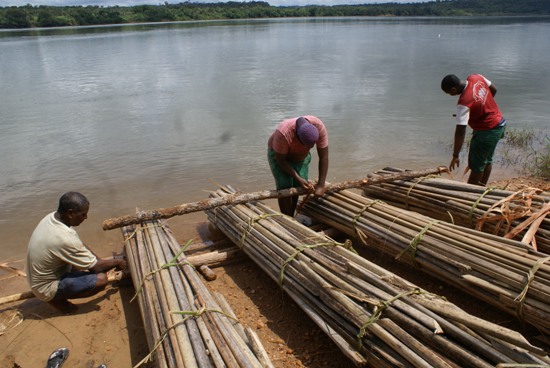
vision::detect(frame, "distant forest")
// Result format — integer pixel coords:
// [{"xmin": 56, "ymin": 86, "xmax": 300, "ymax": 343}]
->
[{"xmin": 1, "ymin": 0, "xmax": 549, "ymax": 29}]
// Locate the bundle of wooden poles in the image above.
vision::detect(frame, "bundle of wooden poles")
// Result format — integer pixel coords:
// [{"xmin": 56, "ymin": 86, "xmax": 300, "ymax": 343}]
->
[
  {"xmin": 361, "ymin": 167, "xmax": 550, "ymax": 254},
  {"xmin": 205, "ymin": 186, "xmax": 550, "ymax": 368},
  {"xmin": 121, "ymin": 221, "xmax": 273, "ymax": 368},
  {"xmin": 301, "ymin": 186, "xmax": 550, "ymax": 337}
]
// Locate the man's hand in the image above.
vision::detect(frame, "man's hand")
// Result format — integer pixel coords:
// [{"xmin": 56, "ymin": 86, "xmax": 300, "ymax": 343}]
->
[
  {"xmin": 116, "ymin": 259, "xmax": 128, "ymax": 272},
  {"xmin": 314, "ymin": 182, "xmax": 326, "ymax": 197},
  {"xmin": 449, "ymin": 156, "xmax": 460, "ymax": 171},
  {"xmin": 298, "ymin": 177, "xmax": 314, "ymax": 191}
]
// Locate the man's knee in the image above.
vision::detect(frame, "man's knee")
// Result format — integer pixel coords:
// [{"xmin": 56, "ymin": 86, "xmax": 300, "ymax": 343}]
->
[{"xmin": 95, "ymin": 273, "xmax": 108, "ymax": 288}]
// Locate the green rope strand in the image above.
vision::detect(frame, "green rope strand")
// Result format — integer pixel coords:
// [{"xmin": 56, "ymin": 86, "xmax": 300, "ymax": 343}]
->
[
  {"xmin": 240, "ymin": 213, "xmax": 284, "ymax": 249},
  {"xmin": 405, "ymin": 175, "xmax": 439, "ymax": 210},
  {"xmin": 133, "ymin": 307, "xmax": 236, "ymax": 368},
  {"xmin": 357, "ymin": 288, "xmax": 426, "ymax": 349},
  {"xmin": 122, "ymin": 222, "xmax": 166, "ymax": 245},
  {"xmin": 396, "ymin": 220, "xmax": 439, "ymax": 266},
  {"xmin": 352, "ymin": 200, "xmax": 382, "ymax": 245},
  {"xmin": 468, "ymin": 187, "xmax": 494, "ymax": 226},
  {"xmin": 131, "ymin": 239, "xmax": 194, "ymax": 302},
  {"xmin": 514, "ymin": 255, "xmax": 550, "ymax": 324},
  {"xmin": 278, "ymin": 240, "xmax": 356, "ymax": 286}
]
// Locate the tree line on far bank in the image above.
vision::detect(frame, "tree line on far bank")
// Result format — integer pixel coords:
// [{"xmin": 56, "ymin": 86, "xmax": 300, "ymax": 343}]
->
[{"xmin": 1, "ymin": 0, "xmax": 549, "ymax": 29}]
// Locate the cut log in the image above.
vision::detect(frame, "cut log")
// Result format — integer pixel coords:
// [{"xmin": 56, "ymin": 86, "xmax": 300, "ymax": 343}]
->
[
  {"xmin": 199, "ymin": 265, "xmax": 217, "ymax": 281},
  {"xmin": 103, "ymin": 166, "xmax": 448, "ymax": 230},
  {"xmin": 187, "ymin": 248, "xmax": 243, "ymax": 268},
  {"xmin": 0, "ymin": 263, "xmax": 26, "ymax": 277},
  {"xmin": 0, "ymin": 291, "xmax": 34, "ymax": 305}
]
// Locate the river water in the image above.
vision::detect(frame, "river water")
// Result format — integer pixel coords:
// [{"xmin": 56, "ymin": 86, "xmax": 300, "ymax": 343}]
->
[{"xmin": 1, "ymin": 16, "xmax": 549, "ymax": 260}]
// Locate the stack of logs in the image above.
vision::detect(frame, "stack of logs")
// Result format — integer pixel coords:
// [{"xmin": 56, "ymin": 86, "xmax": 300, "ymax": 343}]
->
[
  {"xmin": 206, "ymin": 186, "xmax": 550, "ymax": 367},
  {"xmin": 121, "ymin": 221, "xmax": 273, "ymax": 368},
  {"xmin": 362, "ymin": 168, "xmax": 550, "ymax": 253},
  {"xmin": 301, "ymin": 187, "xmax": 550, "ymax": 338}
]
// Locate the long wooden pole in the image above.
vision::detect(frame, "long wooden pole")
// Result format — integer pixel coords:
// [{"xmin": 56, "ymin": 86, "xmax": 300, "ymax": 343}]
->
[{"xmin": 102, "ymin": 166, "xmax": 448, "ymax": 230}]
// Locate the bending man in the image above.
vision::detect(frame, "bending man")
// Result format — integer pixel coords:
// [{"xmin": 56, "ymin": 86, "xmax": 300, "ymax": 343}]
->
[
  {"xmin": 441, "ymin": 74, "xmax": 507, "ymax": 186},
  {"xmin": 268, "ymin": 116, "xmax": 329, "ymax": 216},
  {"xmin": 26, "ymin": 192, "xmax": 127, "ymax": 313}
]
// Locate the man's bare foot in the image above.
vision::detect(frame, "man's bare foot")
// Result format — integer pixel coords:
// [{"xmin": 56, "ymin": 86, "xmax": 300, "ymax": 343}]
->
[{"xmin": 48, "ymin": 299, "xmax": 78, "ymax": 313}]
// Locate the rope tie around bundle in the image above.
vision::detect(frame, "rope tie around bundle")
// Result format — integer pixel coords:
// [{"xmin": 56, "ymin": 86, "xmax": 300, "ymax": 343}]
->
[{"xmin": 396, "ymin": 220, "xmax": 440, "ymax": 266}]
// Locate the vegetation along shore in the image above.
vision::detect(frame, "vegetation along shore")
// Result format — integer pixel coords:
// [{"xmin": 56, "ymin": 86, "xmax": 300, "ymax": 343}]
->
[{"xmin": 1, "ymin": 0, "xmax": 550, "ymax": 29}]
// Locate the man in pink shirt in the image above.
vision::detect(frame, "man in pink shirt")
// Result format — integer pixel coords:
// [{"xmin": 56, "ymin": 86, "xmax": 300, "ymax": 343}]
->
[
  {"xmin": 441, "ymin": 74, "xmax": 507, "ymax": 186},
  {"xmin": 268, "ymin": 116, "xmax": 329, "ymax": 216}
]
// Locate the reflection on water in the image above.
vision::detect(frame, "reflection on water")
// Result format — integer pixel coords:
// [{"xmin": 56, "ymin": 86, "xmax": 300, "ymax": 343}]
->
[{"xmin": 1, "ymin": 16, "xmax": 549, "ymax": 259}]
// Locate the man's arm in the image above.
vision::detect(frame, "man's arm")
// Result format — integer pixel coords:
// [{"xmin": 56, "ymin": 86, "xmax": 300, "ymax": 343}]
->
[
  {"xmin": 489, "ymin": 84, "xmax": 497, "ymax": 97},
  {"xmin": 449, "ymin": 125, "xmax": 467, "ymax": 171},
  {"xmin": 315, "ymin": 146, "xmax": 329, "ymax": 196},
  {"xmin": 91, "ymin": 257, "xmax": 127, "ymax": 274}
]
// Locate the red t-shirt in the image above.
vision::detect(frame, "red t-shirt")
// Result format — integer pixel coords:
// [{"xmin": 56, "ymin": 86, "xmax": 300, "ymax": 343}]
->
[
  {"xmin": 455, "ymin": 74, "xmax": 503, "ymax": 131},
  {"xmin": 268, "ymin": 116, "xmax": 328, "ymax": 162}
]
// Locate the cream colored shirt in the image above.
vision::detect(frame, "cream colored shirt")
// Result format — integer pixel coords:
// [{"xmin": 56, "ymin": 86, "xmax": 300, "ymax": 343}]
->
[{"xmin": 26, "ymin": 212, "xmax": 97, "ymax": 301}]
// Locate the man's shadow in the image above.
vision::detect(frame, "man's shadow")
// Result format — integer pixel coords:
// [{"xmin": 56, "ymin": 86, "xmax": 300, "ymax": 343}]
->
[{"xmin": 14, "ymin": 287, "xmax": 119, "ymax": 318}]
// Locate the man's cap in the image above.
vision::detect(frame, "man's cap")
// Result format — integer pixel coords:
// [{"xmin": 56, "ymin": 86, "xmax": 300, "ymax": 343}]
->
[{"xmin": 296, "ymin": 117, "xmax": 319, "ymax": 146}]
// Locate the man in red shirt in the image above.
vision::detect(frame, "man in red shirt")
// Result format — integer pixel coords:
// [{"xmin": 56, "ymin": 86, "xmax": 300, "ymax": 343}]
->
[
  {"xmin": 268, "ymin": 116, "xmax": 329, "ymax": 216},
  {"xmin": 441, "ymin": 74, "xmax": 507, "ymax": 186}
]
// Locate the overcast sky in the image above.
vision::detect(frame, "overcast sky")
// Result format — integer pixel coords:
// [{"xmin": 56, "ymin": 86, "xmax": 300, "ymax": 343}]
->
[{"xmin": 3, "ymin": 0, "xmax": 430, "ymax": 7}]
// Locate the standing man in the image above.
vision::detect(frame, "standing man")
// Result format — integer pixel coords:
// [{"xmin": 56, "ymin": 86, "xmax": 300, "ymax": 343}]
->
[
  {"xmin": 441, "ymin": 74, "xmax": 507, "ymax": 186},
  {"xmin": 26, "ymin": 191, "xmax": 127, "ymax": 313},
  {"xmin": 268, "ymin": 115, "xmax": 329, "ymax": 217}
]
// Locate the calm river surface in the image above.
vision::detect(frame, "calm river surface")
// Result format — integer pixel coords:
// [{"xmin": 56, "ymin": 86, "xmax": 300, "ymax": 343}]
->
[{"xmin": 1, "ymin": 16, "xmax": 549, "ymax": 260}]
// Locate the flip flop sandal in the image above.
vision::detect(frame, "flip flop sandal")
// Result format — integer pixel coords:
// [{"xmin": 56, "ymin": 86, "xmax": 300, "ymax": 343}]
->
[{"xmin": 46, "ymin": 347, "xmax": 69, "ymax": 368}]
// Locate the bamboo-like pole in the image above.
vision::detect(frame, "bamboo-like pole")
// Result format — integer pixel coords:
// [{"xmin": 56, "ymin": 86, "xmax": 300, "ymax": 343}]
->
[
  {"xmin": 0, "ymin": 291, "xmax": 34, "ymax": 305},
  {"xmin": 204, "ymin": 185, "xmax": 550, "ymax": 367},
  {"xmin": 0, "ymin": 263, "xmax": 26, "ymax": 277},
  {"xmin": 121, "ymin": 218, "xmax": 273, "ymax": 368},
  {"xmin": 361, "ymin": 168, "xmax": 550, "ymax": 253},
  {"xmin": 125, "ymin": 224, "xmax": 175, "ymax": 367},
  {"xmin": 103, "ymin": 167, "xmax": 448, "ymax": 230},
  {"xmin": 301, "ymin": 187, "xmax": 550, "ymax": 335}
]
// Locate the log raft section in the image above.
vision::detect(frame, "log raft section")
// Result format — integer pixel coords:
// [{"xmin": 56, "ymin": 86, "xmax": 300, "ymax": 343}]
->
[
  {"xmin": 302, "ymin": 185, "xmax": 550, "ymax": 337},
  {"xmin": 120, "ymin": 221, "xmax": 274, "ymax": 368},
  {"xmin": 363, "ymin": 167, "xmax": 550, "ymax": 253},
  {"xmin": 203, "ymin": 185, "xmax": 549, "ymax": 367},
  {"xmin": 105, "ymin": 166, "xmax": 550, "ymax": 367}
]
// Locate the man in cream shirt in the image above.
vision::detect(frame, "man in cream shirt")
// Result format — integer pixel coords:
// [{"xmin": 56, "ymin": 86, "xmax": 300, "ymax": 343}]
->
[{"xmin": 26, "ymin": 191, "xmax": 126, "ymax": 313}]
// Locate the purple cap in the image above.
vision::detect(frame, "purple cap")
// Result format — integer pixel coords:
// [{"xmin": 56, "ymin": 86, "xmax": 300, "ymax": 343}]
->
[{"xmin": 296, "ymin": 117, "xmax": 319, "ymax": 146}]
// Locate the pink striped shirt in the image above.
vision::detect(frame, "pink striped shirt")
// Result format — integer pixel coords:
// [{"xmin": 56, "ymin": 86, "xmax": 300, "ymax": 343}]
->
[{"xmin": 268, "ymin": 116, "xmax": 328, "ymax": 162}]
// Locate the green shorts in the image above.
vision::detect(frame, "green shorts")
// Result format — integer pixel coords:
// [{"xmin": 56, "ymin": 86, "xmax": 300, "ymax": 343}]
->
[
  {"xmin": 468, "ymin": 125, "xmax": 506, "ymax": 173},
  {"xmin": 268, "ymin": 149, "xmax": 311, "ymax": 190}
]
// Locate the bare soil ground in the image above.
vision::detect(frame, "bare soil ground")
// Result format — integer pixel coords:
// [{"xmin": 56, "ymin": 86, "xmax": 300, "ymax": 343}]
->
[{"xmin": 1, "ymin": 176, "xmax": 549, "ymax": 368}]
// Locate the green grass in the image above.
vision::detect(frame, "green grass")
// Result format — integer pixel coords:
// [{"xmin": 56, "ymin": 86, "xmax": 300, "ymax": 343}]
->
[
  {"xmin": 445, "ymin": 127, "xmax": 550, "ymax": 179},
  {"xmin": 503, "ymin": 127, "xmax": 536, "ymax": 148},
  {"xmin": 498, "ymin": 127, "xmax": 549, "ymax": 179},
  {"xmin": 528, "ymin": 137, "xmax": 550, "ymax": 179}
]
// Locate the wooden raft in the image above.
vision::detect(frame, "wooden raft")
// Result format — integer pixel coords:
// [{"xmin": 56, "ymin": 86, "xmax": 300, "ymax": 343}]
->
[
  {"xmin": 302, "ymin": 186, "xmax": 550, "ymax": 337},
  {"xmin": 121, "ymin": 220, "xmax": 273, "ymax": 368},
  {"xmin": 205, "ymin": 185, "xmax": 549, "ymax": 368},
  {"xmin": 362, "ymin": 167, "xmax": 550, "ymax": 253}
]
